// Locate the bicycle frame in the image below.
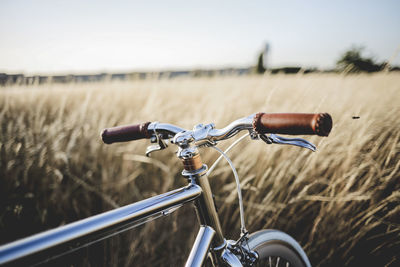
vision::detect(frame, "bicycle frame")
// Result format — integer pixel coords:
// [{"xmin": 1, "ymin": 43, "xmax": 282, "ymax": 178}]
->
[{"xmin": 0, "ymin": 164, "xmax": 229, "ymax": 267}]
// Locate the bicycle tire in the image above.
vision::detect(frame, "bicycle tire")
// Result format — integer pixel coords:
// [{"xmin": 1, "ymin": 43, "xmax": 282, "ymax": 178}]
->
[{"xmin": 247, "ymin": 230, "xmax": 311, "ymax": 267}]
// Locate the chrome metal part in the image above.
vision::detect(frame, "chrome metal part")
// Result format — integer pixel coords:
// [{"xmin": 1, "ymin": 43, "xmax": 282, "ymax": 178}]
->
[
  {"xmin": 0, "ymin": 184, "xmax": 202, "ymax": 265},
  {"xmin": 171, "ymin": 115, "xmax": 254, "ymax": 149},
  {"xmin": 249, "ymin": 129, "xmax": 259, "ymax": 140},
  {"xmin": 147, "ymin": 115, "xmax": 255, "ymax": 153},
  {"xmin": 206, "ymin": 114, "xmax": 254, "ymax": 142},
  {"xmin": 211, "ymin": 238, "xmax": 227, "ymax": 252},
  {"xmin": 173, "ymin": 130, "xmax": 195, "ymax": 147},
  {"xmin": 146, "ymin": 135, "xmax": 168, "ymax": 157},
  {"xmin": 178, "ymin": 146, "xmax": 199, "ymax": 159},
  {"xmin": 193, "ymin": 123, "xmax": 215, "ymax": 134},
  {"xmin": 172, "ymin": 123, "xmax": 216, "ymax": 148},
  {"xmin": 261, "ymin": 134, "xmax": 316, "ymax": 151},
  {"xmin": 192, "ymin": 123, "xmax": 215, "ymax": 145},
  {"xmin": 221, "ymin": 236, "xmax": 258, "ymax": 267},
  {"xmin": 182, "ymin": 164, "xmax": 208, "ymax": 177},
  {"xmin": 147, "ymin": 122, "xmax": 185, "ymax": 138},
  {"xmin": 220, "ymin": 245, "xmax": 243, "ymax": 267},
  {"xmin": 185, "ymin": 226, "xmax": 215, "ymax": 267}
]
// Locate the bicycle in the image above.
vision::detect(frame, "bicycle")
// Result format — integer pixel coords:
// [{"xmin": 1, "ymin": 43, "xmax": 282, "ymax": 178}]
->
[{"xmin": 0, "ymin": 112, "xmax": 332, "ymax": 266}]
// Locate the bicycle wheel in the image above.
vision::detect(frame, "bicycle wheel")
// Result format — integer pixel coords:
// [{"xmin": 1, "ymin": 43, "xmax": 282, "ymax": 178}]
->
[{"xmin": 247, "ymin": 230, "xmax": 311, "ymax": 267}]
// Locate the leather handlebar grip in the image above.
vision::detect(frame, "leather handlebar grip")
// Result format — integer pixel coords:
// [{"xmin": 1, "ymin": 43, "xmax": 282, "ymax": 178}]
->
[
  {"xmin": 253, "ymin": 113, "xmax": 332, "ymax": 136},
  {"xmin": 101, "ymin": 122, "xmax": 151, "ymax": 144}
]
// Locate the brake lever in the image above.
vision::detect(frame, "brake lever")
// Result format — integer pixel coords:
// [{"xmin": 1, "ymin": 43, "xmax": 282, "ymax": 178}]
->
[
  {"xmin": 146, "ymin": 135, "xmax": 168, "ymax": 157},
  {"xmin": 260, "ymin": 134, "xmax": 316, "ymax": 152}
]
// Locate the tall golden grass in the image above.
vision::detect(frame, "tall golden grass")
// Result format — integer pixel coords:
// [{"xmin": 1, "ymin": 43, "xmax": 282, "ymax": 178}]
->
[{"xmin": 0, "ymin": 73, "xmax": 399, "ymax": 266}]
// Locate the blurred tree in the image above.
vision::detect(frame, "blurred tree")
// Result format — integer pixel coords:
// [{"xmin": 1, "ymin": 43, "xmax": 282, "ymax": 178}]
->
[
  {"xmin": 336, "ymin": 46, "xmax": 384, "ymax": 73},
  {"xmin": 256, "ymin": 52, "xmax": 266, "ymax": 74}
]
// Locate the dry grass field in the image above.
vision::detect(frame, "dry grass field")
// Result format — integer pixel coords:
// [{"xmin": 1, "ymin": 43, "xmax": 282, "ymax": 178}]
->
[{"xmin": 0, "ymin": 73, "xmax": 399, "ymax": 266}]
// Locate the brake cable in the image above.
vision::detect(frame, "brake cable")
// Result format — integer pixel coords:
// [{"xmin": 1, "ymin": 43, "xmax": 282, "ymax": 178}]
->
[
  {"xmin": 206, "ymin": 133, "xmax": 250, "ymax": 235},
  {"xmin": 207, "ymin": 133, "xmax": 250, "ymax": 175}
]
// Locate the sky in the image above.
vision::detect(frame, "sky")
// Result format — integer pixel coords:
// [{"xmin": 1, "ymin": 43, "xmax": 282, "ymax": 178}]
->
[{"xmin": 0, "ymin": 0, "xmax": 399, "ymax": 74}]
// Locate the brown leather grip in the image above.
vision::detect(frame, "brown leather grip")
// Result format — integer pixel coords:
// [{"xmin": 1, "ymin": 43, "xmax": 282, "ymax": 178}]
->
[
  {"xmin": 253, "ymin": 113, "xmax": 332, "ymax": 136},
  {"xmin": 101, "ymin": 122, "xmax": 151, "ymax": 144}
]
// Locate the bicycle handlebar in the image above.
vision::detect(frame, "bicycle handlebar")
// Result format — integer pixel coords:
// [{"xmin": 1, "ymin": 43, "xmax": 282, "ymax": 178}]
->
[
  {"xmin": 253, "ymin": 113, "xmax": 332, "ymax": 137},
  {"xmin": 101, "ymin": 112, "xmax": 332, "ymax": 145},
  {"xmin": 101, "ymin": 122, "xmax": 151, "ymax": 144}
]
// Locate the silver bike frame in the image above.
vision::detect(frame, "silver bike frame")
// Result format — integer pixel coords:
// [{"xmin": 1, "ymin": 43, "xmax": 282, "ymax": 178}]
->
[{"xmin": 0, "ymin": 183, "xmax": 212, "ymax": 266}]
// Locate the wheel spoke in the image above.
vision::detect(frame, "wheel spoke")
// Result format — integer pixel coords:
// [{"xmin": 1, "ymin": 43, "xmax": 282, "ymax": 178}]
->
[{"xmin": 276, "ymin": 257, "xmax": 280, "ymax": 267}]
